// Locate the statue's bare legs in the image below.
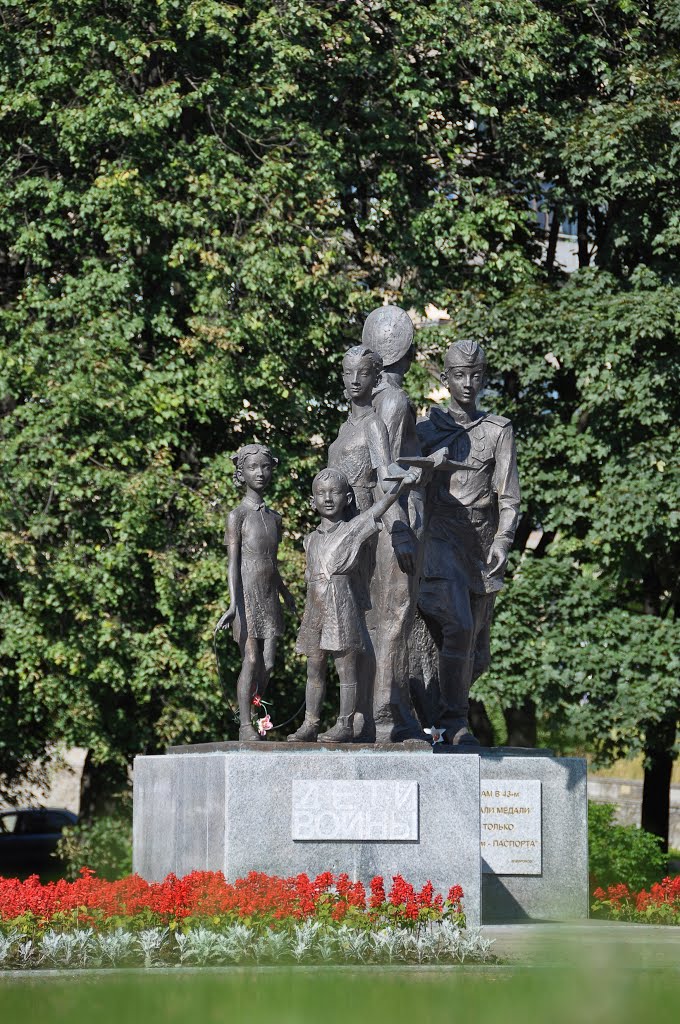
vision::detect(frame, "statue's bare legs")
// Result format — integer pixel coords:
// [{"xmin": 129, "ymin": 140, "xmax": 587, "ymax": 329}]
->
[{"xmin": 237, "ymin": 636, "xmax": 277, "ymax": 740}]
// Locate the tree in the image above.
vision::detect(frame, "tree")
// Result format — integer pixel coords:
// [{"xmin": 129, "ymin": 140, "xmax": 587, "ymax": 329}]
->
[
  {"xmin": 0, "ymin": 0, "xmax": 542, "ymax": 798},
  {"xmin": 400, "ymin": 1, "xmax": 680, "ymax": 845},
  {"xmin": 0, "ymin": 1, "xmax": 677, "ymax": 840}
]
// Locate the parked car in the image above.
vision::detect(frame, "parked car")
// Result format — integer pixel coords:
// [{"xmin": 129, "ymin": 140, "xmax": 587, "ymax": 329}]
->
[{"xmin": 0, "ymin": 807, "xmax": 78, "ymax": 876}]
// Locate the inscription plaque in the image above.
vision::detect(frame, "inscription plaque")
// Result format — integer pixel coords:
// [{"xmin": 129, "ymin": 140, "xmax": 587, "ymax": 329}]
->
[
  {"xmin": 480, "ymin": 779, "xmax": 542, "ymax": 875},
  {"xmin": 292, "ymin": 780, "xmax": 419, "ymax": 841}
]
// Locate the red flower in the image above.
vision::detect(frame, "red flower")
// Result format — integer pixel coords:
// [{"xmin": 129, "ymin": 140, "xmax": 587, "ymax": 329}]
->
[
  {"xmin": 312, "ymin": 872, "xmax": 334, "ymax": 895},
  {"xmin": 369, "ymin": 876, "xmax": 386, "ymax": 908},
  {"xmin": 335, "ymin": 873, "xmax": 352, "ymax": 898},
  {"xmin": 388, "ymin": 874, "xmax": 415, "ymax": 906},
  {"xmin": 0, "ymin": 869, "xmax": 467, "ymax": 929},
  {"xmin": 347, "ymin": 881, "xmax": 366, "ymax": 909},
  {"xmin": 447, "ymin": 884, "xmax": 464, "ymax": 909},
  {"xmin": 331, "ymin": 901, "xmax": 347, "ymax": 921},
  {"xmin": 417, "ymin": 881, "xmax": 434, "ymax": 909}
]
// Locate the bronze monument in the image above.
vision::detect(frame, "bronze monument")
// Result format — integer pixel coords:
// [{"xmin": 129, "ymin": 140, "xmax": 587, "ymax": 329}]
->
[{"xmin": 218, "ymin": 315, "xmax": 519, "ymax": 747}]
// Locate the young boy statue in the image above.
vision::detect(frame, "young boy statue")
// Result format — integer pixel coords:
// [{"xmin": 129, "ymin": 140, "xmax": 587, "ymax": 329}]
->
[{"xmin": 288, "ymin": 465, "xmax": 418, "ymax": 743}]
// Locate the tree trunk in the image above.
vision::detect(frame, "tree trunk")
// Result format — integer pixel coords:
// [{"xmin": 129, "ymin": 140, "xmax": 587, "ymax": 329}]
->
[
  {"xmin": 503, "ymin": 699, "xmax": 537, "ymax": 747},
  {"xmin": 639, "ymin": 562, "xmax": 675, "ymax": 848},
  {"xmin": 577, "ymin": 203, "xmax": 590, "ymax": 267},
  {"xmin": 546, "ymin": 207, "xmax": 560, "ymax": 273},
  {"xmin": 469, "ymin": 699, "xmax": 495, "ymax": 747},
  {"xmin": 592, "ymin": 206, "xmax": 606, "ymax": 263},
  {"xmin": 641, "ymin": 715, "xmax": 677, "ymax": 851},
  {"xmin": 79, "ymin": 751, "xmax": 129, "ymax": 822}
]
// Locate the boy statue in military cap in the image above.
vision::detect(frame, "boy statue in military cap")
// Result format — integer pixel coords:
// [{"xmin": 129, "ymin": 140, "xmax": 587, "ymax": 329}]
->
[{"xmin": 416, "ymin": 339, "xmax": 520, "ymax": 745}]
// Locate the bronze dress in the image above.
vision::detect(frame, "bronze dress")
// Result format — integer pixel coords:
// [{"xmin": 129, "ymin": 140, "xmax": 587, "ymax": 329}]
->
[
  {"xmin": 228, "ymin": 497, "xmax": 285, "ymax": 648},
  {"xmin": 296, "ymin": 512, "xmax": 380, "ymax": 655}
]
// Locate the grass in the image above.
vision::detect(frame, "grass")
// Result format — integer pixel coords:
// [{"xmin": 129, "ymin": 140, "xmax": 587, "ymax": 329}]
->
[
  {"xmin": 588, "ymin": 757, "xmax": 680, "ymax": 784},
  {"xmin": 1, "ymin": 952, "xmax": 680, "ymax": 1024}
]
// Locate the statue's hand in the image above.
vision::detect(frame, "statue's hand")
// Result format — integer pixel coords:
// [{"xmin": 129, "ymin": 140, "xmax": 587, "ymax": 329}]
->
[
  {"xmin": 486, "ymin": 541, "xmax": 509, "ymax": 577},
  {"xmin": 397, "ymin": 468, "xmax": 421, "ymax": 492},
  {"xmin": 215, "ymin": 606, "xmax": 236, "ymax": 631},
  {"xmin": 391, "ymin": 527, "xmax": 418, "ymax": 576},
  {"xmin": 417, "ymin": 447, "xmax": 448, "ymax": 486}
]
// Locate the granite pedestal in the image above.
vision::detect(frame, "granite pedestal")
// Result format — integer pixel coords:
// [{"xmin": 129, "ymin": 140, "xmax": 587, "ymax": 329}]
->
[
  {"xmin": 133, "ymin": 745, "xmax": 588, "ymax": 926},
  {"xmin": 133, "ymin": 745, "xmax": 482, "ymax": 926}
]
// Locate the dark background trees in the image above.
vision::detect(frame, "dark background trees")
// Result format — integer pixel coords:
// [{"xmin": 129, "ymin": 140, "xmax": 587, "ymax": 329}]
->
[{"xmin": 0, "ymin": 2, "xmax": 677, "ymax": 841}]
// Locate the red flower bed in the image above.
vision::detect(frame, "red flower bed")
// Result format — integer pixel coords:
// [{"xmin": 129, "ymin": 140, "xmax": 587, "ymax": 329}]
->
[
  {"xmin": 0, "ymin": 869, "xmax": 465, "ymax": 933},
  {"xmin": 592, "ymin": 875, "xmax": 680, "ymax": 924}
]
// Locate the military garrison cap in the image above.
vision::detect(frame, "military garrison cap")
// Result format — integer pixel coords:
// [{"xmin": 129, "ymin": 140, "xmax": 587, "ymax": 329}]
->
[{"xmin": 443, "ymin": 339, "xmax": 487, "ymax": 369}]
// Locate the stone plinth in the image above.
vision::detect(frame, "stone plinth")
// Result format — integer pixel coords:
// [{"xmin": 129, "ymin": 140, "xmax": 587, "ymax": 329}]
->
[
  {"xmin": 133, "ymin": 745, "xmax": 589, "ymax": 926},
  {"xmin": 479, "ymin": 754, "xmax": 588, "ymax": 922},
  {"xmin": 133, "ymin": 747, "xmax": 482, "ymax": 926}
]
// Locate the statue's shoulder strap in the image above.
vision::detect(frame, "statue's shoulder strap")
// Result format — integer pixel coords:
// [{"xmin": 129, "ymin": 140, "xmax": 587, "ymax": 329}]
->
[{"xmin": 483, "ymin": 413, "xmax": 512, "ymax": 429}]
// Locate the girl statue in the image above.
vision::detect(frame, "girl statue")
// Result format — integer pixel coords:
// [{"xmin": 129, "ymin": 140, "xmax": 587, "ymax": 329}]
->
[
  {"xmin": 288, "ymin": 465, "xmax": 418, "ymax": 743},
  {"xmin": 216, "ymin": 443, "xmax": 296, "ymax": 740},
  {"xmin": 327, "ymin": 344, "xmax": 392, "ymax": 513}
]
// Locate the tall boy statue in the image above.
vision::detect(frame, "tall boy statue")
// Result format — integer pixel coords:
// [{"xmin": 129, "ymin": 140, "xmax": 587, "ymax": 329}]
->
[{"xmin": 416, "ymin": 339, "xmax": 520, "ymax": 745}]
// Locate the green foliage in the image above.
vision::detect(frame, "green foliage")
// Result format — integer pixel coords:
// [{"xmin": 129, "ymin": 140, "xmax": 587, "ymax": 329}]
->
[
  {"xmin": 468, "ymin": 267, "xmax": 680, "ymax": 765},
  {"xmin": 55, "ymin": 815, "xmax": 133, "ymax": 882},
  {"xmin": 588, "ymin": 802, "xmax": 666, "ymax": 891}
]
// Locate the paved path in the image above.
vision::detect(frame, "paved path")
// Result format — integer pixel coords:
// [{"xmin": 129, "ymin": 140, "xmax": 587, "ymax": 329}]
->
[{"xmin": 484, "ymin": 920, "xmax": 680, "ymax": 969}]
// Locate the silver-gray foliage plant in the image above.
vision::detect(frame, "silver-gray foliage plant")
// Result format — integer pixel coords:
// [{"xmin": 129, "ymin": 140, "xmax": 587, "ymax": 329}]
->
[{"xmin": 0, "ymin": 921, "xmax": 494, "ymax": 968}]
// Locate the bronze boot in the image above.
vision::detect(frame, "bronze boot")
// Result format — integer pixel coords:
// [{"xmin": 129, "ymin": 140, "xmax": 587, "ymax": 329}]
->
[
  {"xmin": 438, "ymin": 654, "xmax": 480, "ymax": 746},
  {"xmin": 287, "ymin": 715, "xmax": 320, "ymax": 742},
  {"xmin": 318, "ymin": 682, "xmax": 356, "ymax": 743}
]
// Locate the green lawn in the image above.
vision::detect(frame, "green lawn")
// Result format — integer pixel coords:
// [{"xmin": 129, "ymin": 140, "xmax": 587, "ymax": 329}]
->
[{"xmin": 2, "ymin": 961, "xmax": 680, "ymax": 1024}]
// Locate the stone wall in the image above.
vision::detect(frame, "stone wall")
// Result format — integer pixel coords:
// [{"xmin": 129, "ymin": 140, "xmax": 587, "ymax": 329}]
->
[
  {"xmin": 1, "ymin": 747, "xmax": 86, "ymax": 815},
  {"xmin": 588, "ymin": 776, "xmax": 680, "ymax": 851}
]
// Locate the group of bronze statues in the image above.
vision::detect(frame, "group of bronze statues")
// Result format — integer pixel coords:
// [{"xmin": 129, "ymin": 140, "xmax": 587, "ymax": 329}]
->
[{"xmin": 217, "ymin": 306, "xmax": 520, "ymax": 746}]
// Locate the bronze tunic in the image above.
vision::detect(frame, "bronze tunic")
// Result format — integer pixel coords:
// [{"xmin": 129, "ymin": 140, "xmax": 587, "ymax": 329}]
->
[
  {"xmin": 327, "ymin": 410, "xmax": 391, "ymax": 512},
  {"xmin": 417, "ymin": 406, "xmax": 520, "ymax": 595}
]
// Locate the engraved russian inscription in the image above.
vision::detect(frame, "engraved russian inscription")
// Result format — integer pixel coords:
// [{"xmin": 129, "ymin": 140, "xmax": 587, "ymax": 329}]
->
[
  {"xmin": 480, "ymin": 779, "xmax": 542, "ymax": 875},
  {"xmin": 291, "ymin": 780, "xmax": 419, "ymax": 841}
]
